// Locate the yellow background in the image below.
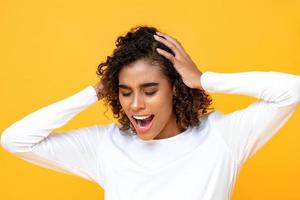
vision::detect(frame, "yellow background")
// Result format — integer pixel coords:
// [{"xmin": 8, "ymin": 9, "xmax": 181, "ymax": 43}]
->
[{"xmin": 1, "ymin": 0, "xmax": 300, "ymax": 199}]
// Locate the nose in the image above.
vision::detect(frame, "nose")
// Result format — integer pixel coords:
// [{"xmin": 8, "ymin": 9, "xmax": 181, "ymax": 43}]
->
[{"xmin": 130, "ymin": 93, "xmax": 145, "ymax": 111}]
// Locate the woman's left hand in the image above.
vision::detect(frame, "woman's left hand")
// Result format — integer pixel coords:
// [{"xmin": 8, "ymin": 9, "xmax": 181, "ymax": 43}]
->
[{"xmin": 154, "ymin": 31, "xmax": 203, "ymax": 90}]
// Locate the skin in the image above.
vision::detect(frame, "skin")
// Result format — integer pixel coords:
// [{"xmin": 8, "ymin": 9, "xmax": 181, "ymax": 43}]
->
[
  {"xmin": 118, "ymin": 59, "xmax": 184, "ymax": 140},
  {"xmin": 94, "ymin": 31, "xmax": 203, "ymax": 140}
]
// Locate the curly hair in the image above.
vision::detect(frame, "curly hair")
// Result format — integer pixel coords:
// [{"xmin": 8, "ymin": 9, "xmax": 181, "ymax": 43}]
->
[{"xmin": 96, "ymin": 25, "xmax": 214, "ymax": 133}]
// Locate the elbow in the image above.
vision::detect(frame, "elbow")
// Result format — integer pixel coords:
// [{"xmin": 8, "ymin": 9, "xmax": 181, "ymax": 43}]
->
[
  {"xmin": 272, "ymin": 71, "xmax": 300, "ymax": 105},
  {"xmin": 296, "ymin": 79, "xmax": 300, "ymax": 102},
  {"xmin": 0, "ymin": 127, "xmax": 29, "ymax": 154},
  {"xmin": 1, "ymin": 128, "xmax": 17, "ymax": 153},
  {"xmin": 280, "ymin": 73, "xmax": 300, "ymax": 106},
  {"xmin": 1, "ymin": 128, "xmax": 13, "ymax": 153},
  {"xmin": 290, "ymin": 79, "xmax": 300, "ymax": 105}
]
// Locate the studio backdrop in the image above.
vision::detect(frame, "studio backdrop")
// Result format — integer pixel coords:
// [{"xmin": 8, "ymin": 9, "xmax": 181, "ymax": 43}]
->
[{"xmin": 1, "ymin": 0, "xmax": 300, "ymax": 200}]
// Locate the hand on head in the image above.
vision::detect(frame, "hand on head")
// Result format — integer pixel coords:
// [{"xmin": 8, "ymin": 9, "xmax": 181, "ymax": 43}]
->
[{"xmin": 153, "ymin": 31, "xmax": 203, "ymax": 90}]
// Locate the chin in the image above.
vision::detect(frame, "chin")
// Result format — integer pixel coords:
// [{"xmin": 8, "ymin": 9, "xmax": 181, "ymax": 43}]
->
[{"xmin": 137, "ymin": 130, "xmax": 157, "ymax": 140}]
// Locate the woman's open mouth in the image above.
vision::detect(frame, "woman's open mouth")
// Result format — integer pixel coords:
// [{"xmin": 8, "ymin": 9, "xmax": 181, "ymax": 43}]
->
[{"xmin": 132, "ymin": 114, "xmax": 155, "ymax": 133}]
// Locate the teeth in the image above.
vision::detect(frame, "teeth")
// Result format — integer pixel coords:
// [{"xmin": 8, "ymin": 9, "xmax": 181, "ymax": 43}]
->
[{"xmin": 133, "ymin": 115, "xmax": 152, "ymax": 120}]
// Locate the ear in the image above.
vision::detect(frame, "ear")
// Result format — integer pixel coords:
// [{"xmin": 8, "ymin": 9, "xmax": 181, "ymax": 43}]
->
[{"xmin": 172, "ymin": 86, "xmax": 176, "ymax": 95}]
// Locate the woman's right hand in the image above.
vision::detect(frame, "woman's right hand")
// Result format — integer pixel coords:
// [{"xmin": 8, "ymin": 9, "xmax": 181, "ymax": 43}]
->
[{"xmin": 93, "ymin": 81, "xmax": 104, "ymax": 101}]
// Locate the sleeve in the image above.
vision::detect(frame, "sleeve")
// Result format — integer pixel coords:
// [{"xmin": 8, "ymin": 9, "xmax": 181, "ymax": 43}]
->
[
  {"xmin": 0, "ymin": 85, "xmax": 107, "ymax": 186},
  {"xmin": 200, "ymin": 71, "xmax": 300, "ymax": 166}
]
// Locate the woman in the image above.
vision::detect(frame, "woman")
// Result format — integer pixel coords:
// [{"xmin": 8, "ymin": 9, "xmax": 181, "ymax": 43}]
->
[{"xmin": 1, "ymin": 25, "xmax": 300, "ymax": 200}]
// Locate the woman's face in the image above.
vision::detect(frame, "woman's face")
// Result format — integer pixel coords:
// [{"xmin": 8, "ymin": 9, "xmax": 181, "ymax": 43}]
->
[{"xmin": 118, "ymin": 59, "xmax": 183, "ymax": 140}]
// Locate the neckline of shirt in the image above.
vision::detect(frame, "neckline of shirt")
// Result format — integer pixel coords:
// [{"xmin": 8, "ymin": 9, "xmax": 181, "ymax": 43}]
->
[{"xmin": 124, "ymin": 121, "xmax": 209, "ymax": 171}]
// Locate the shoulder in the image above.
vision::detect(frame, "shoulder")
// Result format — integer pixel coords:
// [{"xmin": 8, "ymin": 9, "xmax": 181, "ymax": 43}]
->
[
  {"xmin": 198, "ymin": 110, "xmax": 227, "ymax": 132},
  {"xmin": 95, "ymin": 123, "xmax": 117, "ymax": 131},
  {"xmin": 202, "ymin": 110, "xmax": 224, "ymax": 123},
  {"xmin": 94, "ymin": 123, "xmax": 120, "ymax": 135},
  {"xmin": 95, "ymin": 123, "xmax": 132, "ymax": 139}
]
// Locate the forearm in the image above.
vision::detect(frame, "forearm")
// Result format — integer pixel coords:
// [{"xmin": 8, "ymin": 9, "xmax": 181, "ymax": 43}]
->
[
  {"xmin": 0, "ymin": 85, "xmax": 98, "ymax": 153},
  {"xmin": 200, "ymin": 71, "xmax": 300, "ymax": 107}
]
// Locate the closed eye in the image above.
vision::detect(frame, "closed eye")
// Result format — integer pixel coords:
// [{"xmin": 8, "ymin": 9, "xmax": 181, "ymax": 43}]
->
[
  {"xmin": 121, "ymin": 91, "xmax": 157, "ymax": 97},
  {"xmin": 122, "ymin": 93, "xmax": 130, "ymax": 97},
  {"xmin": 145, "ymin": 91, "xmax": 156, "ymax": 95}
]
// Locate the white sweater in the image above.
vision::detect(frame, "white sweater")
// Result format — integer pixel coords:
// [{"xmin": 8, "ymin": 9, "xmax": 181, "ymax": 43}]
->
[{"xmin": 1, "ymin": 71, "xmax": 300, "ymax": 200}]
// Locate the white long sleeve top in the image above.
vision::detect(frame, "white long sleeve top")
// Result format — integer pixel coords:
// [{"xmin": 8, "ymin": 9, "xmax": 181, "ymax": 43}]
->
[{"xmin": 1, "ymin": 71, "xmax": 300, "ymax": 200}]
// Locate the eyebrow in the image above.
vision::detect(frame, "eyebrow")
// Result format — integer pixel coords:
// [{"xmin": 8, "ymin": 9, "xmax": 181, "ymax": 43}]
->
[{"xmin": 118, "ymin": 82, "xmax": 159, "ymax": 89}]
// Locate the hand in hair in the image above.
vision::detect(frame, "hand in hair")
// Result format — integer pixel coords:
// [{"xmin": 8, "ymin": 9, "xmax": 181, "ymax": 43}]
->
[{"xmin": 153, "ymin": 32, "xmax": 203, "ymax": 90}]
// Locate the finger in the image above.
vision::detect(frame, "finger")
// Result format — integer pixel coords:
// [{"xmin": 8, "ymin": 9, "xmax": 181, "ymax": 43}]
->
[
  {"xmin": 156, "ymin": 32, "xmax": 190, "ymax": 59},
  {"xmin": 156, "ymin": 48, "xmax": 176, "ymax": 63},
  {"xmin": 156, "ymin": 32, "xmax": 181, "ymax": 48},
  {"xmin": 153, "ymin": 34, "xmax": 181, "ymax": 58}
]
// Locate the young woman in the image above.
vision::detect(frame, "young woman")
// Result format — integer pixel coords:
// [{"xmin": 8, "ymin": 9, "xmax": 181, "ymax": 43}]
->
[{"xmin": 1, "ymin": 25, "xmax": 300, "ymax": 200}]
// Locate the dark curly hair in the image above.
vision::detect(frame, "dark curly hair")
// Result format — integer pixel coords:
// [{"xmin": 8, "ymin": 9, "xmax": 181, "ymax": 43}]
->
[{"xmin": 96, "ymin": 25, "xmax": 214, "ymax": 133}]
